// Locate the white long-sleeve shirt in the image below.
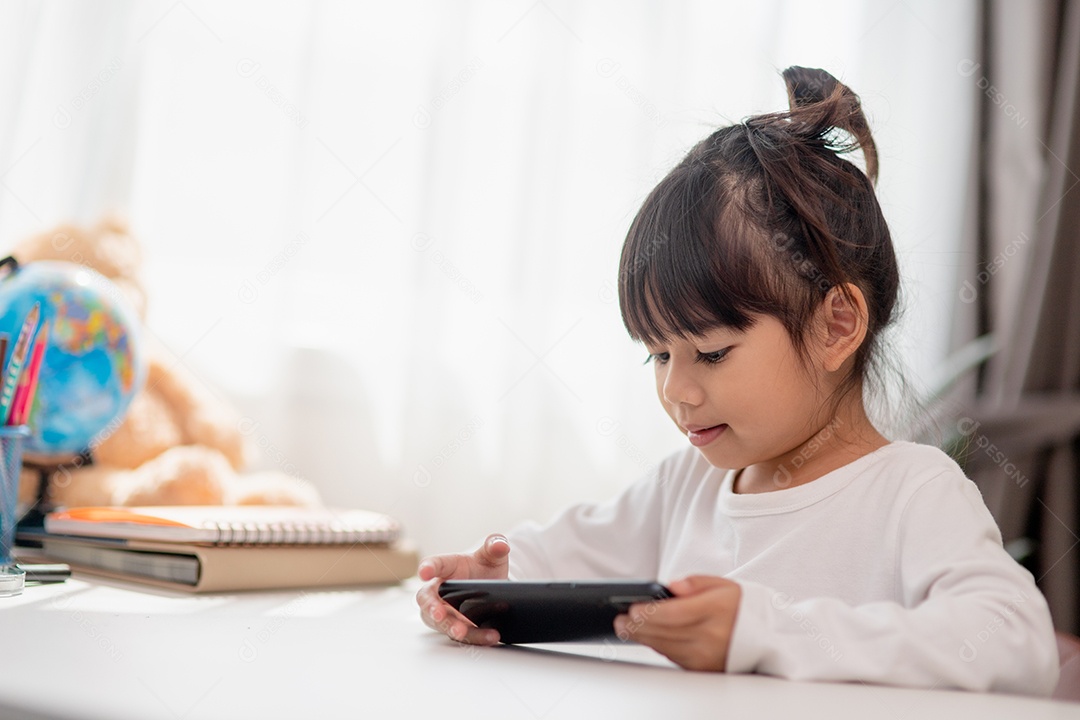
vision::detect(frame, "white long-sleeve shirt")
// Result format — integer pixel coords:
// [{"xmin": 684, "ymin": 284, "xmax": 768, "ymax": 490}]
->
[{"xmin": 505, "ymin": 441, "xmax": 1060, "ymax": 696}]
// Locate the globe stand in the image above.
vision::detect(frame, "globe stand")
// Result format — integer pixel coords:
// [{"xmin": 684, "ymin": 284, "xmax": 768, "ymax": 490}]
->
[{"xmin": 17, "ymin": 452, "xmax": 94, "ymax": 535}]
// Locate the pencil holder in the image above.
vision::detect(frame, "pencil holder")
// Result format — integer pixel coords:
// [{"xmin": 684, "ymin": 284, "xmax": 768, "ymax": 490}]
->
[{"xmin": 0, "ymin": 424, "xmax": 29, "ymax": 596}]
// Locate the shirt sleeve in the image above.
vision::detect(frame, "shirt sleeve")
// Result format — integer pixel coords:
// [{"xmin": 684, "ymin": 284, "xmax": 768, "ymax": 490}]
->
[
  {"xmin": 725, "ymin": 470, "xmax": 1060, "ymax": 696},
  {"xmin": 505, "ymin": 467, "xmax": 667, "ymax": 580}
]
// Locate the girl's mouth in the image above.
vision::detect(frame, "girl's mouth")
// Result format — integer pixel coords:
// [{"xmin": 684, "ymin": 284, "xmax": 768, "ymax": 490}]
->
[{"xmin": 687, "ymin": 424, "xmax": 727, "ymax": 447}]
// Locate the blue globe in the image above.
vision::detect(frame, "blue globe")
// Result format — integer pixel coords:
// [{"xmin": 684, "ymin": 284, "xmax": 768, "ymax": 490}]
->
[{"xmin": 0, "ymin": 260, "xmax": 145, "ymax": 458}]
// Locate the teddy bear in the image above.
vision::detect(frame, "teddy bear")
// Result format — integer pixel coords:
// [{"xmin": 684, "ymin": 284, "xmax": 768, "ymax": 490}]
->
[{"xmin": 11, "ymin": 217, "xmax": 319, "ymax": 509}]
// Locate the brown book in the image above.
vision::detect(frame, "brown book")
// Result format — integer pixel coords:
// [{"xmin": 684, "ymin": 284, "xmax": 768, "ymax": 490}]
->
[{"xmin": 34, "ymin": 534, "xmax": 419, "ymax": 593}]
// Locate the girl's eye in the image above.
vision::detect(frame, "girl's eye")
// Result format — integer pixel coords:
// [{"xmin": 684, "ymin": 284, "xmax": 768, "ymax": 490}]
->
[
  {"xmin": 644, "ymin": 352, "xmax": 670, "ymax": 366},
  {"xmin": 697, "ymin": 348, "xmax": 731, "ymax": 365}
]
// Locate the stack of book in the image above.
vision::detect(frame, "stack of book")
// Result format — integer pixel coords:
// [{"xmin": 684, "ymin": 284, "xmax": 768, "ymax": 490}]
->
[{"xmin": 18, "ymin": 505, "xmax": 418, "ymax": 592}]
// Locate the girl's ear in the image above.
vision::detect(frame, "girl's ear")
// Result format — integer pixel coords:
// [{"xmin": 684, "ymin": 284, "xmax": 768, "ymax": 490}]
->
[{"xmin": 817, "ymin": 283, "xmax": 869, "ymax": 373}]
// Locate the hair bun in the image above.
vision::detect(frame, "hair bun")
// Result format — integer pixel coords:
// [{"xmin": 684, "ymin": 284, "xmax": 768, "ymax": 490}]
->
[
  {"xmin": 783, "ymin": 66, "xmax": 837, "ymax": 108},
  {"xmin": 748, "ymin": 66, "xmax": 879, "ymax": 183}
]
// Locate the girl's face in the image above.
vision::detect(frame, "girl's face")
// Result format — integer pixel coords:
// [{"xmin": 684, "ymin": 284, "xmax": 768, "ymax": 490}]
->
[{"xmin": 645, "ymin": 315, "xmax": 832, "ymax": 470}]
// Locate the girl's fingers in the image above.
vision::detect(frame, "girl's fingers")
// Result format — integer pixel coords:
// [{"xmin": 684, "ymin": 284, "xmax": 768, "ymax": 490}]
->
[
  {"xmin": 428, "ymin": 601, "xmax": 498, "ymax": 644},
  {"xmin": 425, "ymin": 602, "xmax": 457, "ymax": 632},
  {"xmin": 451, "ymin": 622, "xmax": 500, "ymax": 645},
  {"xmin": 417, "ymin": 554, "xmax": 462, "ymax": 581},
  {"xmin": 415, "ymin": 577, "xmax": 443, "ymax": 610},
  {"xmin": 416, "ymin": 578, "xmax": 492, "ymax": 641},
  {"xmin": 631, "ymin": 585, "xmax": 739, "ymax": 630},
  {"xmin": 474, "ymin": 534, "xmax": 511, "ymax": 574},
  {"xmin": 417, "ymin": 582, "xmax": 441, "ymax": 631},
  {"xmin": 633, "ymin": 620, "xmax": 731, "ymax": 672},
  {"xmin": 621, "ymin": 612, "xmax": 708, "ymax": 648},
  {"xmin": 417, "ymin": 535, "xmax": 509, "ymax": 582},
  {"xmin": 416, "ymin": 579, "xmax": 455, "ymax": 627},
  {"xmin": 668, "ymin": 575, "xmax": 732, "ymax": 596},
  {"xmin": 628, "ymin": 598, "xmax": 703, "ymax": 630}
]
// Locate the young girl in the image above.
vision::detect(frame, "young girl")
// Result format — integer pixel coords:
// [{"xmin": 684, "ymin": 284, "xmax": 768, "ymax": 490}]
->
[{"xmin": 415, "ymin": 67, "xmax": 1059, "ymax": 695}]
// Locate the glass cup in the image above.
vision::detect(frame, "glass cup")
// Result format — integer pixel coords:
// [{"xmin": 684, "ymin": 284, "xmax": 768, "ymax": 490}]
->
[{"xmin": 0, "ymin": 425, "xmax": 29, "ymax": 596}]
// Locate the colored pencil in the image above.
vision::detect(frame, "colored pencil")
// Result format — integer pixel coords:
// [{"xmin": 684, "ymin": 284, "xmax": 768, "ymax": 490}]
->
[
  {"xmin": 8, "ymin": 324, "xmax": 37, "ymax": 424},
  {"xmin": 12, "ymin": 321, "xmax": 47, "ymax": 426},
  {"xmin": 0, "ymin": 303, "xmax": 40, "ymax": 424},
  {"xmin": 0, "ymin": 334, "xmax": 8, "ymax": 380}
]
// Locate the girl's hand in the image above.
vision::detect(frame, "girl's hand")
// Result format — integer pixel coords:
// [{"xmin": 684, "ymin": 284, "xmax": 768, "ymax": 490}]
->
[
  {"xmin": 415, "ymin": 533, "xmax": 511, "ymax": 646},
  {"xmin": 614, "ymin": 575, "xmax": 742, "ymax": 671}
]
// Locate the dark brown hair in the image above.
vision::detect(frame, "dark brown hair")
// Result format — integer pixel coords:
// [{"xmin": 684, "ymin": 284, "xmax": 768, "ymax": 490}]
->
[{"xmin": 618, "ymin": 66, "xmax": 899, "ymax": 397}]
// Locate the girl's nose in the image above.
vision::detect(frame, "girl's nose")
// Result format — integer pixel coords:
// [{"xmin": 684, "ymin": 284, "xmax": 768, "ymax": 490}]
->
[{"xmin": 662, "ymin": 359, "xmax": 704, "ymax": 407}]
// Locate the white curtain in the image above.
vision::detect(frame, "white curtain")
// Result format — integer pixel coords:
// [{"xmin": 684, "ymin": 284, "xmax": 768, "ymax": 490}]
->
[{"xmin": 0, "ymin": 0, "xmax": 977, "ymax": 555}]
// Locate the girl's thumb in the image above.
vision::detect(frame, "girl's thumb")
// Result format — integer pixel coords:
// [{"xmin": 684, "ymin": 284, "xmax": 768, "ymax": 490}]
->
[{"xmin": 478, "ymin": 534, "xmax": 510, "ymax": 564}]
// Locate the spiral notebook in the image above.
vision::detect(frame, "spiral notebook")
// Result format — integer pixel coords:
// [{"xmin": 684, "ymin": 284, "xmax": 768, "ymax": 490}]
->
[{"xmin": 44, "ymin": 506, "xmax": 401, "ymax": 546}]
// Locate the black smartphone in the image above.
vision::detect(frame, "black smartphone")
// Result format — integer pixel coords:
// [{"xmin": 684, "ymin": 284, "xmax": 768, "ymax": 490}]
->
[
  {"xmin": 17, "ymin": 563, "xmax": 71, "ymax": 584},
  {"xmin": 438, "ymin": 579, "xmax": 672, "ymax": 644}
]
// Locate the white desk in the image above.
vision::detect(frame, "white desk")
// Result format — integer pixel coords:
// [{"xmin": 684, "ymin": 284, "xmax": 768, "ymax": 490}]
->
[{"xmin": 0, "ymin": 575, "xmax": 1076, "ymax": 720}]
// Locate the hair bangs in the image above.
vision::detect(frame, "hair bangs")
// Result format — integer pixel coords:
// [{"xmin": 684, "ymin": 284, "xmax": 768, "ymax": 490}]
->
[{"xmin": 618, "ymin": 159, "xmax": 760, "ymax": 345}]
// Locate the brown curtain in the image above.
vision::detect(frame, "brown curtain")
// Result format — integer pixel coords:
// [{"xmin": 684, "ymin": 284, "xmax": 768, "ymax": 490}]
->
[{"xmin": 951, "ymin": 0, "xmax": 1080, "ymax": 633}]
